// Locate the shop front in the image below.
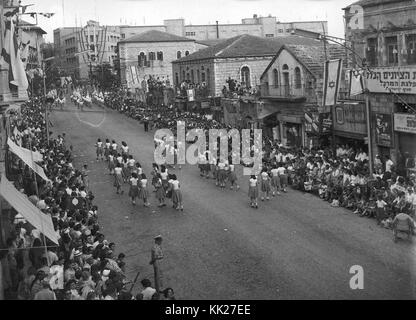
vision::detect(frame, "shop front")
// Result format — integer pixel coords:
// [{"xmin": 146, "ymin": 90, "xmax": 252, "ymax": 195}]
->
[
  {"xmin": 394, "ymin": 112, "xmax": 416, "ymax": 175},
  {"xmin": 277, "ymin": 114, "xmax": 304, "ymax": 148},
  {"xmin": 333, "ymin": 101, "xmax": 368, "ymax": 149}
]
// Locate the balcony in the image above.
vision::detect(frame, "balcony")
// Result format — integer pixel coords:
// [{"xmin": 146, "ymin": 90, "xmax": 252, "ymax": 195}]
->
[{"xmin": 260, "ymin": 84, "xmax": 316, "ymax": 102}]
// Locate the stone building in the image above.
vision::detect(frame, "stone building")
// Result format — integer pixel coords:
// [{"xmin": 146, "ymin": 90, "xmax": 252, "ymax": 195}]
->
[
  {"xmin": 344, "ymin": 0, "xmax": 416, "ymax": 171},
  {"xmin": 259, "ymin": 44, "xmax": 347, "ymax": 147},
  {"xmin": 118, "ymin": 30, "xmax": 205, "ymax": 89}
]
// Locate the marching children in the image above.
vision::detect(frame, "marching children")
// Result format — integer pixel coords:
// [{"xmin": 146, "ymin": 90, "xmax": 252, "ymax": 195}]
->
[
  {"xmin": 248, "ymin": 175, "xmax": 259, "ymax": 209},
  {"xmin": 96, "ymin": 139, "xmax": 104, "ymax": 161},
  {"xmin": 260, "ymin": 168, "xmax": 271, "ymax": 201},
  {"xmin": 138, "ymin": 174, "xmax": 150, "ymax": 207},
  {"xmin": 155, "ymin": 174, "xmax": 166, "ymax": 207},
  {"xmin": 104, "ymin": 139, "xmax": 111, "ymax": 161},
  {"xmin": 129, "ymin": 173, "xmax": 139, "ymax": 206},
  {"xmin": 171, "ymin": 174, "xmax": 183, "ymax": 211},
  {"xmin": 108, "ymin": 153, "xmax": 115, "ymax": 175},
  {"xmin": 228, "ymin": 163, "xmax": 239, "ymax": 191},
  {"xmin": 271, "ymin": 165, "xmax": 281, "ymax": 196},
  {"xmin": 114, "ymin": 163, "xmax": 124, "ymax": 195}
]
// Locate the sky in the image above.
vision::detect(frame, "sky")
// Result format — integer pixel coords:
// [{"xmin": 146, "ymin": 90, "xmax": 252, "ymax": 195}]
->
[{"xmin": 23, "ymin": 0, "xmax": 355, "ymax": 42}]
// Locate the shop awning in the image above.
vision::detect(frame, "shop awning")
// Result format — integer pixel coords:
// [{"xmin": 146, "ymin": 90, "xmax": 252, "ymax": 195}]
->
[
  {"xmin": 0, "ymin": 175, "xmax": 58, "ymax": 244},
  {"xmin": 257, "ymin": 104, "xmax": 278, "ymax": 120},
  {"xmin": 7, "ymin": 138, "xmax": 48, "ymax": 182}
]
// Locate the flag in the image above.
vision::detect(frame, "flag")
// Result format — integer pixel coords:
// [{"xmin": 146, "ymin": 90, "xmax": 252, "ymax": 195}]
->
[
  {"xmin": 20, "ymin": 41, "xmax": 30, "ymax": 69},
  {"xmin": 13, "ymin": 127, "xmax": 22, "ymax": 147},
  {"xmin": 1, "ymin": 16, "xmax": 29, "ymax": 90},
  {"xmin": 322, "ymin": 59, "xmax": 343, "ymax": 109},
  {"xmin": 349, "ymin": 69, "xmax": 364, "ymax": 96}
]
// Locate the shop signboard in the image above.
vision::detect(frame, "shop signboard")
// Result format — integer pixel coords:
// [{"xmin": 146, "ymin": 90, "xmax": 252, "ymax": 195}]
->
[
  {"xmin": 333, "ymin": 102, "xmax": 366, "ymax": 135},
  {"xmin": 366, "ymin": 67, "xmax": 416, "ymax": 94},
  {"xmin": 394, "ymin": 113, "xmax": 416, "ymax": 134},
  {"xmin": 375, "ymin": 113, "xmax": 394, "ymax": 148}
]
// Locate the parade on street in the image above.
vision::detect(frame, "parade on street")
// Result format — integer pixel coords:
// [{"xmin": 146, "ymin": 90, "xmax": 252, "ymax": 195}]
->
[{"xmin": 0, "ymin": 0, "xmax": 415, "ymax": 303}]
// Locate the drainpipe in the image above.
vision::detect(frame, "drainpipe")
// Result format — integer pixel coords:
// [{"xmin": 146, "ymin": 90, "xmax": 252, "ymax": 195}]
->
[{"xmin": 216, "ymin": 21, "xmax": 219, "ymax": 39}]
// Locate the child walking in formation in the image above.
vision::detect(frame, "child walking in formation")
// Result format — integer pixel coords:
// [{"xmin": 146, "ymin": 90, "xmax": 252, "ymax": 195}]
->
[
  {"xmin": 104, "ymin": 139, "xmax": 111, "ymax": 161},
  {"xmin": 260, "ymin": 168, "xmax": 271, "ymax": 201},
  {"xmin": 114, "ymin": 163, "xmax": 124, "ymax": 195},
  {"xmin": 228, "ymin": 164, "xmax": 239, "ymax": 190},
  {"xmin": 129, "ymin": 172, "xmax": 139, "ymax": 206},
  {"xmin": 271, "ymin": 165, "xmax": 281, "ymax": 196},
  {"xmin": 96, "ymin": 138, "xmax": 104, "ymax": 161},
  {"xmin": 249, "ymin": 175, "xmax": 259, "ymax": 209},
  {"xmin": 170, "ymin": 174, "xmax": 183, "ymax": 211},
  {"xmin": 138, "ymin": 174, "xmax": 150, "ymax": 207},
  {"xmin": 155, "ymin": 174, "xmax": 166, "ymax": 207}
]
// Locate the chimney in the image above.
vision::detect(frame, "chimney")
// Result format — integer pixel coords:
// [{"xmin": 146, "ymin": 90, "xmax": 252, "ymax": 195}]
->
[
  {"xmin": 216, "ymin": 21, "xmax": 219, "ymax": 39},
  {"xmin": 253, "ymin": 14, "xmax": 258, "ymax": 19}
]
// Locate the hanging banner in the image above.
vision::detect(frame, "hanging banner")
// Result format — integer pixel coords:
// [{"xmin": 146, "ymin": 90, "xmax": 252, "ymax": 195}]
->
[
  {"xmin": 375, "ymin": 113, "xmax": 394, "ymax": 147},
  {"xmin": 322, "ymin": 59, "xmax": 343, "ymax": 110},
  {"xmin": 187, "ymin": 89, "xmax": 195, "ymax": 102},
  {"xmin": 349, "ymin": 69, "xmax": 364, "ymax": 96},
  {"xmin": 365, "ymin": 67, "xmax": 416, "ymax": 94},
  {"xmin": 394, "ymin": 113, "xmax": 416, "ymax": 134}
]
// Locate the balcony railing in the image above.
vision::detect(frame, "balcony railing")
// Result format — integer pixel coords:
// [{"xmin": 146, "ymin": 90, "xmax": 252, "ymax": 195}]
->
[{"xmin": 260, "ymin": 84, "xmax": 315, "ymax": 100}]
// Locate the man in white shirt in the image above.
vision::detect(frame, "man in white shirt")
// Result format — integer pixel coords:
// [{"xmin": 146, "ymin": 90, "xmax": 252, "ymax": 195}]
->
[
  {"xmin": 140, "ymin": 279, "xmax": 157, "ymax": 300},
  {"xmin": 385, "ymin": 156, "xmax": 394, "ymax": 173}
]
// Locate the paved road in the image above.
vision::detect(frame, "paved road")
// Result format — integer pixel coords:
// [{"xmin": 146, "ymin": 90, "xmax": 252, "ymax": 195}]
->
[{"xmin": 50, "ymin": 101, "xmax": 415, "ymax": 300}]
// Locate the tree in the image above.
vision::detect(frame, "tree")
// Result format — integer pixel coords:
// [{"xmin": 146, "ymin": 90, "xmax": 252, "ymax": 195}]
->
[{"xmin": 93, "ymin": 62, "xmax": 119, "ymax": 90}]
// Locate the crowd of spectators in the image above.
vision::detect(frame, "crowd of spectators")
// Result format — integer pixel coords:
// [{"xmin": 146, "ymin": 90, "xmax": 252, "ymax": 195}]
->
[
  {"xmin": 1, "ymin": 97, "xmax": 173, "ymax": 300},
  {"xmin": 222, "ymin": 77, "xmax": 259, "ymax": 99},
  {"xmin": 261, "ymin": 143, "xmax": 416, "ymax": 234}
]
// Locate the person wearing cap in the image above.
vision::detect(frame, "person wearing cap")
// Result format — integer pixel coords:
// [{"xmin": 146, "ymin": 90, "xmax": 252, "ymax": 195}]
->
[{"xmin": 150, "ymin": 236, "xmax": 164, "ymax": 294}]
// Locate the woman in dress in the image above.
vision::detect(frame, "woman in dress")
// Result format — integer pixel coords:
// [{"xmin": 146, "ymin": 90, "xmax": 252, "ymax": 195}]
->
[
  {"xmin": 248, "ymin": 175, "xmax": 259, "ymax": 209},
  {"xmin": 228, "ymin": 163, "xmax": 239, "ymax": 191},
  {"xmin": 96, "ymin": 138, "xmax": 104, "ymax": 161},
  {"xmin": 138, "ymin": 174, "xmax": 150, "ymax": 207},
  {"xmin": 127, "ymin": 155, "xmax": 136, "ymax": 178},
  {"xmin": 260, "ymin": 168, "xmax": 271, "ymax": 201},
  {"xmin": 171, "ymin": 174, "xmax": 183, "ymax": 211},
  {"xmin": 104, "ymin": 139, "xmax": 111, "ymax": 161},
  {"xmin": 160, "ymin": 165, "xmax": 169, "ymax": 192},
  {"xmin": 277, "ymin": 163, "xmax": 288, "ymax": 193},
  {"xmin": 111, "ymin": 140, "xmax": 118, "ymax": 156},
  {"xmin": 121, "ymin": 141, "xmax": 129, "ymax": 158},
  {"xmin": 108, "ymin": 153, "xmax": 115, "ymax": 175},
  {"xmin": 155, "ymin": 174, "xmax": 166, "ymax": 207},
  {"xmin": 270, "ymin": 164, "xmax": 281, "ymax": 196},
  {"xmin": 128, "ymin": 172, "xmax": 139, "ymax": 206},
  {"xmin": 122, "ymin": 155, "xmax": 129, "ymax": 183},
  {"xmin": 151, "ymin": 163, "xmax": 160, "ymax": 192},
  {"xmin": 113, "ymin": 163, "xmax": 124, "ymax": 195},
  {"xmin": 217, "ymin": 160, "xmax": 226, "ymax": 188}
]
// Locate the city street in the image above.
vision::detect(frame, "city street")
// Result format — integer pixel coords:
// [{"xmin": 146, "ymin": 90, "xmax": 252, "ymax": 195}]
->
[{"xmin": 50, "ymin": 101, "xmax": 415, "ymax": 300}]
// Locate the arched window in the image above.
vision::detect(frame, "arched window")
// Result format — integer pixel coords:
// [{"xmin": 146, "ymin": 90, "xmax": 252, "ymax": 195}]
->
[
  {"xmin": 273, "ymin": 68, "xmax": 278, "ymax": 87},
  {"xmin": 185, "ymin": 51, "xmax": 190, "ymax": 56},
  {"xmin": 294, "ymin": 67, "xmax": 301, "ymax": 89},
  {"xmin": 282, "ymin": 64, "xmax": 290, "ymax": 96},
  {"xmin": 149, "ymin": 52, "xmax": 156, "ymax": 61},
  {"xmin": 191, "ymin": 70, "xmax": 194, "ymax": 83},
  {"xmin": 138, "ymin": 52, "xmax": 146, "ymax": 67},
  {"xmin": 157, "ymin": 51, "xmax": 163, "ymax": 61},
  {"xmin": 182, "ymin": 70, "xmax": 185, "ymax": 81},
  {"xmin": 175, "ymin": 73, "xmax": 179, "ymax": 86},
  {"xmin": 197, "ymin": 69, "xmax": 200, "ymax": 83},
  {"xmin": 177, "ymin": 51, "xmax": 182, "ymax": 59},
  {"xmin": 241, "ymin": 66, "xmax": 251, "ymax": 88}
]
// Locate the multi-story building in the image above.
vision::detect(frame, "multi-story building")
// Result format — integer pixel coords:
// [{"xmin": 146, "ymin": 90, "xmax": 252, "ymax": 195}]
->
[
  {"xmin": 54, "ymin": 21, "xmax": 121, "ymax": 80},
  {"xmin": 344, "ymin": 0, "xmax": 416, "ymax": 171},
  {"xmin": 118, "ymin": 15, "xmax": 327, "ymax": 41},
  {"xmin": 259, "ymin": 44, "xmax": 347, "ymax": 147},
  {"xmin": 53, "ymin": 16, "xmax": 327, "ymax": 81},
  {"xmin": 118, "ymin": 30, "xmax": 205, "ymax": 89}
]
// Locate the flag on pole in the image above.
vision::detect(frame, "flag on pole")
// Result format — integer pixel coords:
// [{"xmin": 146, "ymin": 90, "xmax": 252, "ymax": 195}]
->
[
  {"xmin": 20, "ymin": 41, "xmax": 30, "ymax": 69},
  {"xmin": 1, "ymin": 15, "xmax": 29, "ymax": 90},
  {"xmin": 13, "ymin": 127, "xmax": 22, "ymax": 147},
  {"xmin": 322, "ymin": 59, "xmax": 343, "ymax": 110},
  {"xmin": 349, "ymin": 69, "xmax": 364, "ymax": 96}
]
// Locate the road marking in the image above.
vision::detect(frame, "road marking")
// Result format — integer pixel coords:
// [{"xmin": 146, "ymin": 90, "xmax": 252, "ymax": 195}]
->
[{"xmin": 75, "ymin": 108, "xmax": 107, "ymax": 128}]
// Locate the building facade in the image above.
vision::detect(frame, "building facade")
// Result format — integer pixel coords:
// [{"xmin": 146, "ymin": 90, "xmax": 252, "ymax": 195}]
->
[
  {"xmin": 118, "ymin": 30, "xmax": 205, "ymax": 89},
  {"xmin": 344, "ymin": 0, "xmax": 416, "ymax": 170},
  {"xmin": 259, "ymin": 44, "xmax": 347, "ymax": 147}
]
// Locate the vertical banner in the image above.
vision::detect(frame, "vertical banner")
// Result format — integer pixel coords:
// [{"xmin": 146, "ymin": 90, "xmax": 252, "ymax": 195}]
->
[
  {"xmin": 130, "ymin": 65, "xmax": 140, "ymax": 87},
  {"xmin": 349, "ymin": 69, "xmax": 364, "ymax": 96},
  {"xmin": 322, "ymin": 59, "xmax": 343, "ymax": 111},
  {"xmin": 187, "ymin": 89, "xmax": 195, "ymax": 102},
  {"xmin": 375, "ymin": 113, "xmax": 393, "ymax": 147}
]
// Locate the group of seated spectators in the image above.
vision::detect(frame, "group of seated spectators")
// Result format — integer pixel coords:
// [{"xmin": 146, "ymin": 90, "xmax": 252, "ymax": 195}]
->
[
  {"xmin": 261, "ymin": 142, "xmax": 416, "ymax": 231},
  {"xmin": 1, "ymin": 97, "xmax": 173, "ymax": 300}
]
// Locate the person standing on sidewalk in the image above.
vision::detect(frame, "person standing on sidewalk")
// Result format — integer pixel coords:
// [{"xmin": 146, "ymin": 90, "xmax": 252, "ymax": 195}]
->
[{"xmin": 150, "ymin": 235, "xmax": 164, "ymax": 295}]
